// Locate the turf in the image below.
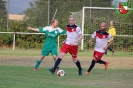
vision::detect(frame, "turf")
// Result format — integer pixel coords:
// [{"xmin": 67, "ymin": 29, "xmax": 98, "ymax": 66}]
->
[
  {"xmin": 0, "ymin": 65, "xmax": 133, "ymax": 88},
  {"xmin": 0, "ymin": 48, "xmax": 133, "ymax": 88}
]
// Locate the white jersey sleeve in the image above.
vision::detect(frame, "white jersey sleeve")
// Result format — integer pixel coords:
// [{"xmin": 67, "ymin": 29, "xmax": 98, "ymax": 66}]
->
[
  {"xmin": 76, "ymin": 26, "xmax": 82, "ymax": 34},
  {"xmin": 108, "ymin": 34, "xmax": 113, "ymax": 41},
  {"xmin": 58, "ymin": 27, "xmax": 63, "ymax": 33},
  {"xmin": 92, "ymin": 31, "xmax": 96, "ymax": 38}
]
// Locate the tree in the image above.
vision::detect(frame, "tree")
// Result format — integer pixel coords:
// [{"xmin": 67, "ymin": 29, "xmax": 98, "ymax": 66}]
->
[
  {"xmin": 24, "ymin": 0, "xmax": 48, "ymax": 27},
  {"xmin": 0, "ymin": 0, "xmax": 7, "ymax": 30},
  {"xmin": 24, "ymin": 0, "xmax": 112, "ymax": 28}
]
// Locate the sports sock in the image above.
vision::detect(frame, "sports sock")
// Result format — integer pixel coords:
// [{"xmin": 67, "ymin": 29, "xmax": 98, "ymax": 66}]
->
[
  {"xmin": 34, "ymin": 59, "xmax": 41, "ymax": 68},
  {"xmin": 96, "ymin": 60, "xmax": 106, "ymax": 64},
  {"xmin": 75, "ymin": 60, "xmax": 82, "ymax": 70},
  {"xmin": 87, "ymin": 59, "xmax": 95, "ymax": 72},
  {"xmin": 54, "ymin": 60, "xmax": 59, "ymax": 68},
  {"xmin": 53, "ymin": 58, "xmax": 62, "ymax": 72}
]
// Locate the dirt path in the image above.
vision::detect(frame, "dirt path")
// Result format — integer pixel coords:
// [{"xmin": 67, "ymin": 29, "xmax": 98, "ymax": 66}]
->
[{"xmin": 0, "ymin": 55, "xmax": 132, "ymax": 69}]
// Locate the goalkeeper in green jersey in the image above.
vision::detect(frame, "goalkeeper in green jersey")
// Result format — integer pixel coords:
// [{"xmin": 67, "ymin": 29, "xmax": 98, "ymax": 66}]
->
[{"xmin": 27, "ymin": 19, "xmax": 66, "ymax": 71}]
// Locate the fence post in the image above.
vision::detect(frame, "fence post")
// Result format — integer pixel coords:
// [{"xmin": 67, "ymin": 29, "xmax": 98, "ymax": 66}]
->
[
  {"xmin": 81, "ymin": 7, "xmax": 85, "ymax": 50},
  {"xmin": 13, "ymin": 32, "xmax": 16, "ymax": 50}
]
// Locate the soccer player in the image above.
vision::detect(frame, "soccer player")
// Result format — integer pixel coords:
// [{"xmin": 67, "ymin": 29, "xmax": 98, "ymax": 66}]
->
[
  {"xmin": 85, "ymin": 22, "xmax": 113, "ymax": 75},
  {"xmin": 27, "ymin": 19, "xmax": 66, "ymax": 71},
  {"xmin": 49, "ymin": 15, "xmax": 83, "ymax": 76},
  {"xmin": 105, "ymin": 21, "xmax": 116, "ymax": 55}
]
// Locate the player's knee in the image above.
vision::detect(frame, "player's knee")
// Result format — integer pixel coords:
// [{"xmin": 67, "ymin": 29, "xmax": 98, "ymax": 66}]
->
[
  {"xmin": 59, "ymin": 53, "xmax": 65, "ymax": 59},
  {"xmin": 73, "ymin": 58, "xmax": 77, "ymax": 63},
  {"xmin": 53, "ymin": 55, "xmax": 57, "ymax": 60},
  {"xmin": 40, "ymin": 56, "xmax": 45, "ymax": 61}
]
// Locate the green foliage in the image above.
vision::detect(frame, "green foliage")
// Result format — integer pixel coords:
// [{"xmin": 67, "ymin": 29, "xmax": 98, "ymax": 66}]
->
[
  {"xmin": 0, "ymin": 0, "xmax": 133, "ymax": 51},
  {"xmin": 0, "ymin": 0, "xmax": 7, "ymax": 30},
  {"xmin": 0, "ymin": 20, "xmax": 46, "ymax": 49}
]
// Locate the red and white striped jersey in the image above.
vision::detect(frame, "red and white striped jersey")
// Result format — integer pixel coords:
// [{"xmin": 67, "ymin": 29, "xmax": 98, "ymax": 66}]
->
[
  {"xmin": 92, "ymin": 30, "xmax": 113, "ymax": 53},
  {"xmin": 65, "ymin": 24, "xmax": 82, "ymax": 45}
]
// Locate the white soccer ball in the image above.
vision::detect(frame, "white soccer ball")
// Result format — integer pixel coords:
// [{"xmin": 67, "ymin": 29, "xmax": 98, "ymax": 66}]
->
[{"xmin": 57, "ymin": 70, "xmax": 65, "ymax": 77}]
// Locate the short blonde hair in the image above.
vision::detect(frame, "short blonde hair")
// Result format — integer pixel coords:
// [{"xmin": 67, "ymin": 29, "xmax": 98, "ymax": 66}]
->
[{"xmin": 69, "ymin": 15, "xmax": 75, "ymax": 20}]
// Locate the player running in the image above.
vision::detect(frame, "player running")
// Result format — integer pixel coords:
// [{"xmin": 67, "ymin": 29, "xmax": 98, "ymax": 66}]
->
[
  {"xmin": 85, "ymin": 22, "xmax": 113, "ymax": 75},
  {"xmin": 49, "ymin": 15, "xmax": 83, "ymax": 76},
  {"xmin": 27, "ymin": 19, "xmax": 66, "ymax": 71}
]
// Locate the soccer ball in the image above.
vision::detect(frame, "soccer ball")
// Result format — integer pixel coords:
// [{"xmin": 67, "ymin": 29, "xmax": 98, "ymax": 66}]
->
[{"xmin": 57, "ymin": 70, "xmax": 65, "ymax": 77}]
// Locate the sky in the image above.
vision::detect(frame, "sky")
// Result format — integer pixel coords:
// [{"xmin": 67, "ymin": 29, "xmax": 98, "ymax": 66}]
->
[
  {"xmin": 4, "ymin": 0, "xmax": 128, "ymax": 14},
  {"xmin": 4, "ymin": 0, "xmax": 34, "ymax": 14},
  {"xmin": 112, "ymin": 0, "xmax": 128, "ymax": 5}
]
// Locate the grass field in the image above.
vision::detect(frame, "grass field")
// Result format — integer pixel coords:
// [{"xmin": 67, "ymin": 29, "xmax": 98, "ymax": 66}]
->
[{"xmin": 0, "ymin": 48, "xmax": 133, "ymax": 88}]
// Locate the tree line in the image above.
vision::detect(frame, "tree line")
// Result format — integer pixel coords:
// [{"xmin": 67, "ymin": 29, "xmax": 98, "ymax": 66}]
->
[{"xmin": 0, "ymin": 0, "xmax": 133, "ymax": 51}]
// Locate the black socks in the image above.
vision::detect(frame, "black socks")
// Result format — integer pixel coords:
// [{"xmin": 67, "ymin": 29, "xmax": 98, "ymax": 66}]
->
[
  {"xmin": 87, "ymin": 60, "xmax": 95, "ymax": 72},
  {"xmin": 53, "ymin": 58, "xmax": 62, "ymax": 72},
  {"xmin": 75, "ymin": 60, "xmax": 82, "ymax": 70},
  {"xmin": 96, "ymin": 60, "xmax": 106, "ymax": 64}
]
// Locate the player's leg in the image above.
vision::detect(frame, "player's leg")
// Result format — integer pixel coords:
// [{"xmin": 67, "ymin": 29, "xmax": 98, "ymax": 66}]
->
[
  {"xmin": 85, "ymin": 50, "xmax": 99, "ymax": 74},
  {"xmin": 49, "ymin": 44, "xmax": 68, "ymax": 74},
  {"xmin": 107, "ymin": 42, "xmax": 114, "ymax": 55},
  {"xmin": 104, "ymin": 50, "xmax": 107, "ymax": 55},
  {"xmin": 85, "ymin": 59, "xmax": 96, "ymax": 74},
  {"xmin": 107, "ymin": 46, "xmax": 114, "ymax": 55},
  {"xmin": 70, "ymin": 45, "xmax": 82, "ymax": 75},
  {"xmin": 49, "ymin": 53, "xmax": 66, "ymax": 74},
  {"xmin": 52, "ymin": 56, "xmax": 60, "ymax": 71},
  {"xmin": 51, "ymin": 48, "xmax": 60, "ymax": 71},
  {"xmin": 97, "ymin": 60, "xmax": 109, "ymax": 70},
  {"xmin": 34, "ymin": 56, "xmax": 45, "ymax": 71},
  {"xmin": 95, "ymin": 51, "xmax": 109, "ymax": 70},
  {"xmin": 107, "ymin": 46, "xmax": 113, "ymax": 52},
  {"xmin": 34, "ymin": 48, "xmax": 49, "ymax": 71},
  {"xmin": 73, "ymin": 58, "xmax": 82, "ymax": 76}
]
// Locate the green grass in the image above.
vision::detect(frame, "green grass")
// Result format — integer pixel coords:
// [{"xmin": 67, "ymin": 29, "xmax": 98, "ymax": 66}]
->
[
  {"xmin": 0, "ymin": 48, "xmax": 133, "ymax": 88},
  {"xmin": 0, "ymin": 48, "xmax": 133, "ymax": 57},
  {"xmin": 0, "ymin": 65, "xmax": 133, "ymax": 88}
]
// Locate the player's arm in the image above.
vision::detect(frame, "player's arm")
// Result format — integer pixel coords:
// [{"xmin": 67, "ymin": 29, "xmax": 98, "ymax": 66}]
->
[
  {"xmin": 104, "ymin": 40, "xmax": 113, "ymax": 50},
  {"xmin": 74, "ymin": 34, "xmax": 83, "ymax": 43},
  {"xmin": 70, "ymin": 26, "xmax": 83, "ymax": 45},
  {"xmin": 62, "ymin": 39, "xmax": 67, "ymax": 43},
  {"xmin": 89, "ymin": 37, "xmax": 95, "ymax": 43},
  {"xmin": 104, "ymin": 34, "xmax": 113, "ymax": 50},
  {"xmin": 70, "ymin": 34, "xmax": 83, "ymax": 46},
  {"xmin": 89, "ymin": 31, "xmax": 96, "ymax": 43},
  {"xmin": 60, "ymin": 30, "xmax": 66, "ymax": 34},
  {"xmin": 27, "ymin": 26, "xmax": 39, "ymax": 32}
]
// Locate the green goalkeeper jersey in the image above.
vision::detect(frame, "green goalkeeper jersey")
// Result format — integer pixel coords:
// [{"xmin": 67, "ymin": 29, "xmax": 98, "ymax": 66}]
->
[{"xmin": 39, "ymin": 26, "xmax": 66, "ymax": 55}]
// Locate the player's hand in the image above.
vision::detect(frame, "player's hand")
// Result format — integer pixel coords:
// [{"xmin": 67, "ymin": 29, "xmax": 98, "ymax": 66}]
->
[
  {"xmin": 88, "ymin": 39, "xmax": 93, "ymax": 43},
  {"xmin": 61, "ymin": 40, "xmax": 65, "ymax": 46},
  {"xmin": 27, "ymin": 26, "xmax": 32, "ymax": 30},
  {"xmin": 103, "ymin": 46, "xmax": 108, "ymax": 50},
  {"xmin": 70, "ymin": 42, "xmax": 75, "ymax": 46}
]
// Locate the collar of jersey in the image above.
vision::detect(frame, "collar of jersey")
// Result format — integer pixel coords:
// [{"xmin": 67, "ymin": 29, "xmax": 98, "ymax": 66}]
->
[{"xmin": 48, "ymin": 26, "xmax": 57, "ymax": 32}]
